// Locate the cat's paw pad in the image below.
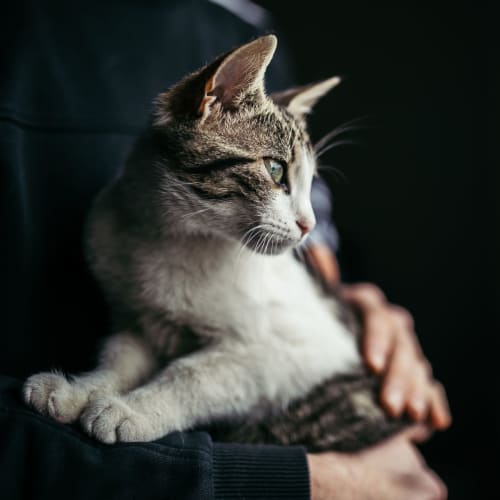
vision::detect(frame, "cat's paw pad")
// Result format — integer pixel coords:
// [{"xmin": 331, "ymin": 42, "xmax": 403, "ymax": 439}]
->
[
  {"xmin": 23, "ymin": 372, "xmax": 87, "ymax": 423},
  {"xmin": 81, "ymin": 396, "xmax": 154, "ymax": 444}
]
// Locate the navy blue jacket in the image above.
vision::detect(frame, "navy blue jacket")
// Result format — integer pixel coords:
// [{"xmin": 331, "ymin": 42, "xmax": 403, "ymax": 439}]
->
[{"xmin": 0, "ymin": 1, "xmax": 330, "ymax": 498}]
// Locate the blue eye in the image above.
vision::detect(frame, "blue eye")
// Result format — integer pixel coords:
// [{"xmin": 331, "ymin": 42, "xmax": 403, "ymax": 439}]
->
[{"xmin": 264, "ymin": 158, "xmax": 285, "ymax": 185}]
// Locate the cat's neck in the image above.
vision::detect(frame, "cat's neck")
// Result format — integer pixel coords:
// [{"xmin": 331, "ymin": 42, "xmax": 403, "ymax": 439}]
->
[{"xmin": 162, "ymin": 226, "xmax": 290, "ymax": 281}]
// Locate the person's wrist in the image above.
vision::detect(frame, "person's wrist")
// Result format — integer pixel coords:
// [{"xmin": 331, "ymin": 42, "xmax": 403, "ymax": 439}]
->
[{"xmin": 307, "ymin": 452, "xmax": 353, "ymax": 500}]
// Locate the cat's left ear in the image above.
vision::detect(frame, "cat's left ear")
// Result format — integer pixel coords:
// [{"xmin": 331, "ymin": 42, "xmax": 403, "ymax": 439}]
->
[
  {"xmin": 198, "ymin": 35, "xmax": 277, "ymax": 120},
  {"xmin": 271, "ymin": 76, "xmax": 341, "ymax": 118},
  {"xmin": 154, "ymin": 35, "xmax": 277, "ymax": 126}
]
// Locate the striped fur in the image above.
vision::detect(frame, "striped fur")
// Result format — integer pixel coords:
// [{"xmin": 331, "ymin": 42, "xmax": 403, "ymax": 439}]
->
[{"xmin": 23, "ymin": 36, "xmax": 407, "ymax": 450}]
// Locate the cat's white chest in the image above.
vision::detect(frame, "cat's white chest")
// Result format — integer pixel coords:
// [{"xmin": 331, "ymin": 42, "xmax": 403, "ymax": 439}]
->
[{"xmin": 168, "ymin": 246, "xmax": 361, "ymax": 403}]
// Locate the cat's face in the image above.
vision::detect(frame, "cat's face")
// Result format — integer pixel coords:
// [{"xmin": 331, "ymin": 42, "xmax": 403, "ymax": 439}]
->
[{"xmin": 152, "ymin": 36, "xmax": 339, "ymax": 255}]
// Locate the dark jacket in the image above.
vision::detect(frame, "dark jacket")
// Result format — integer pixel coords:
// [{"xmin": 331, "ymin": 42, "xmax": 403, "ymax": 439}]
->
[{"xmin": 0, "ymin": 1, "xmax": 310, "ymax": 498}]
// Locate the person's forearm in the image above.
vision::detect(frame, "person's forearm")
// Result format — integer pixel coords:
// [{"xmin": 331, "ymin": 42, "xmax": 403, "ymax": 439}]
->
[{"xmin": 0, "ymin": 376, "xmax": 310, "ymax": 500}]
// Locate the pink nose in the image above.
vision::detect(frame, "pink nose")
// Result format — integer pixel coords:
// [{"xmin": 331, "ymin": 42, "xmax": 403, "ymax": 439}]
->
[{"xmin": 296, "ymin": 220, "xmax": 311, "ymax": 237}]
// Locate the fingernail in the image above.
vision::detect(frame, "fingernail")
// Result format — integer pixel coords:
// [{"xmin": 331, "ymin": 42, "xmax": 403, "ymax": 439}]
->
[
  {"xmin": 387, "ymin": 388, "xmax": 404, "ymax": 413},
  {"xmin": 436, "ymin": 412, "xmax": 452, "ymax": 429}
]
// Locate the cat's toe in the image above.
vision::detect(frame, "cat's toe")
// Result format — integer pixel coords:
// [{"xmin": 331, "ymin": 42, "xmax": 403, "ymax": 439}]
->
[
  {"xmin": 23, "ymin": 372, "xmax": 87, "ymax": 423},
  {"xmin": 24, "ymin": 373, "xmax": 67, "ymax": 416},
  {"xmin": 46, "ymin": 383, "xmax": 86, "ymax": 423},
  {"xmin": 24, "ymin": 372, "xmax": 58, "ymax": 412},
  {"xmin": 81, "ymin": 396, "xmax": 159, "ymax": 443},
  {"xmin": 81, "ymin": 396, "xmax": 134, "ymax": 444},
  {"xmin": 115, "ymin": 415, "xmax": 152, "ymax": 442}
]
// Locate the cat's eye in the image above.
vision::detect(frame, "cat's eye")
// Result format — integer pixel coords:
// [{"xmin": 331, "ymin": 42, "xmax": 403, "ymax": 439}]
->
[{"xmin": 264, "ymin": 158, "xmax": 288, "ymax": 191}]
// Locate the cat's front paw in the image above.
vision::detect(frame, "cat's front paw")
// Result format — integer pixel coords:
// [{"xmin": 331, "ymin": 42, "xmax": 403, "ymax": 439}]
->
[
  {"xmin": 23, "ymin": 372, "xmax": 87, "ymax": 423},
  {"xmin": 80, "ymin": 395, "xmax": 160, "ymax": 444}
]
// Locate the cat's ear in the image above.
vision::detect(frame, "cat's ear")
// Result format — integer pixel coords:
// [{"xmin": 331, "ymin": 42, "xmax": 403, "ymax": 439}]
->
[
  {"xmin": 271, "ymin": 76, "xmax": 341, "ymax": 118},
  {"xmin": 154, "ymin": 35, "xmax": 277, "ymax": 126},
  {"xmin": 198, "ymin": 35, "xmax": 277, "ymax": 120}
]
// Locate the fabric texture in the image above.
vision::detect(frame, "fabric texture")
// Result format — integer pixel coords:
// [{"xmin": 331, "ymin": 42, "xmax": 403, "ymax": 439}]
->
[{"xmin": 0, "ymin": 1, "xmax": 338, "ymax": 498}]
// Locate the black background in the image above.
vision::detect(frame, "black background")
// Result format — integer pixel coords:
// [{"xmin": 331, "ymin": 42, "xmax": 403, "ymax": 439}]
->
[
  {"xmin": 256, "ymin": 3, "xmax": 497, "ymax": 498},
  {"xmin": 1, "ymin": 2, "xmax": 496, "ymax": 498}
]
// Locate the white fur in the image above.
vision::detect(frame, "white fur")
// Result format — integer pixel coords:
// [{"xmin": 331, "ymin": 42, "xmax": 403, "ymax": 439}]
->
[
  {"xmin": 23, "ymin": 223, "xmax": 361, "ymax": 443},
  {"xmin": 23, "ymin": 48, "xmax": 358, "ymax": 441}
]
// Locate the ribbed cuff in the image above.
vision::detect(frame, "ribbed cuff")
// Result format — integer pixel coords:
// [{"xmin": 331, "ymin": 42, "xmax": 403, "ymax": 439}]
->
[{"xmin": 212, "ymin": 443, "xmax": 310, "ymax": 500}]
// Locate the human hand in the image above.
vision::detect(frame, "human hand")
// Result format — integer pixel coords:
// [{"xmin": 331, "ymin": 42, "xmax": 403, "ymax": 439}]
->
[
  {"xmin": 340, "ymin": 282, "xmax": 451, "ymax": 428},
  {"xmin": 307, "ymin": 426, "xmax": 447, "ymax": 500},
  {"xmin": 305, "ymin": 244, "xmax": 451, "ymax": 429}
]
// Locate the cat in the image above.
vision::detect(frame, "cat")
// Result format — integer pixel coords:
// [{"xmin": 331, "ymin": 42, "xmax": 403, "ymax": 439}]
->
[{"xmin": 23, "ymin": 35, "xmax": 406, "ymax": 451}]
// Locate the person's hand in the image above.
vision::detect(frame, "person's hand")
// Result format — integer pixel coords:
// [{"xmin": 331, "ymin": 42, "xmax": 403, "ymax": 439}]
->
[
  {"xmin": 306, "ymin": 244, "xmax": 451, "ymax": 429},
  {"xmin": 339, "ymin": 282, "xmax": 451, "ymax": 428},
  {"xmin": 307, "ymin": 426, "xmax": 447, "ymax": 500}
]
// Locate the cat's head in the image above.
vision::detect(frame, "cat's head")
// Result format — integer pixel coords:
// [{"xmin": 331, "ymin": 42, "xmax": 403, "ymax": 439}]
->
[{"xmin": 152, "ymin": 35, "xmax": 339, "ymax": 255}]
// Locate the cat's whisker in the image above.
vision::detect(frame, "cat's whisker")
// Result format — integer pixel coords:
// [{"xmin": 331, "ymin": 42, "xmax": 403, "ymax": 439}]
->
[
  {"xmin": 315, "ymin": 139, "xmax": 361, "ymax": 159},
  {"xmin": 314, "ymin": 126, "xmax": 362, "ymax": 152},
  {"xmin": 235, "ymin": 228, "xmax": 258, "ymax": 268},
  {"xmin": 179, "ymin": 207, "xmax": 213, "ymax": 221},
  {"xmin": 260, "ymin": 232, "xmax": 268, "ymax": 255},
  {"xmin": 269, "ymin": 234, "xmax": 278, "ymax": 255},
  {"xmin": 233, "ymin": 224, "xmax": 268, "ymax": 277},
  {"xmin": 240, "ymin": 224, "xmax": 267, "ymax": 250},
  {"xmin": 313, "ymin": 115, "xmax": 372, "ymax": 152},
  {"xmin": 256, "ymin": 232, "xmax": 269, "ymax": 255},
  {"xmin": 316, "ymin": 164, "xmax": 349, "ymax": 184},
  {"xmin": 263, "ymin": 232, "xmax": 272, "ymax": 256},
  {"xmin": 255, "ymin": 233, "xmax": 266, "ymax": 253}
]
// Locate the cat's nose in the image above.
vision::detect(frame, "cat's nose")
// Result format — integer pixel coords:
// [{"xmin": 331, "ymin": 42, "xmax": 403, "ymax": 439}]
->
[{"xmin": 296, "ymin": 220, "xmax": 312, "ymax": 236}]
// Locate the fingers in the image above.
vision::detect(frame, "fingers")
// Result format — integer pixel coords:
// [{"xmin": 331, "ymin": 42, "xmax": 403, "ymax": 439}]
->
[
  {"xmin": 405, "ymin": 362, "xmax": 451, "ymax": 429},
  {"xmin": 363, "ymin": 310, "xmax": 394, "ymax": 373},
  {"xmin": 381, "ymin": 335, "xmax": 414, "ymax": 417},
  {"xmin": 400, "ymin": 423, "xmax": 432, "ymax": 443},
  {"xmin": 429, "ymin": 382, "xmax": 452, "ymax": 429},
  {"xmin": 406, "ymin": 360, "xmax": 432, "ymax": 421},
  {"xmin": 362, "ymin": 301, "xmax": 419, "ymax": 417},
  {"xmin": 341, "ymin": 282, "xmax": 452, "ymax": 430},
  {"xmin": 341, "ymin": 283, "xmax": 393, "ymax": 373}
]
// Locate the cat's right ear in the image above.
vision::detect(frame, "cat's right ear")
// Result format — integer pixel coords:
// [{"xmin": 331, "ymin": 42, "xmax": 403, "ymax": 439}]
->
[
  {"xmin": 271, "ymin": 77, "xmax": 341, "ymax": 119},
  {"xmin": 154, "ymin": 35, "xmax": 277, "ymax": 126}
]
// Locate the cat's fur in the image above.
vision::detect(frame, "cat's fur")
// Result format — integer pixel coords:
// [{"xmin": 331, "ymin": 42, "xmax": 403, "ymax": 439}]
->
[{"xmin": 23, "ymin": 35, "xmax": 406, "ymax": 450}]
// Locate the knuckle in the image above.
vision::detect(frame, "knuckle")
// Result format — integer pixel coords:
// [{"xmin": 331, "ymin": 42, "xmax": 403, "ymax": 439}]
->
[
  {"xmin": 433, "ymin": 381, "xmax": 447, "ymax": 398},
  {"xmin": 367, "ymin": 314, "xmax": 389, "ymax": 336},
  {"xmin": 422, "ymin": 359, "xmax": 433, "ymax": 378},
  {"xmin": 357, "ymin": 283, "xmax": 386, "ymax": 305},
  {"xmin": 430, "ymin": 478, "xmax": 448, "ymax": 500},
  {"xmin": 390, "ymin": 305, "xmax": 414, "ymax": 330}
]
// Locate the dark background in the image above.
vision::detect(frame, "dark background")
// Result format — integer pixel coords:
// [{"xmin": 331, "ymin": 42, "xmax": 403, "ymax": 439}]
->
[
  {"xmin": 0, "ymin": 2, "xmax": 496, "ymax": 498},
  {"xmin": 256, "ymin": 3, "xmax": 497, "ymax": 498}
]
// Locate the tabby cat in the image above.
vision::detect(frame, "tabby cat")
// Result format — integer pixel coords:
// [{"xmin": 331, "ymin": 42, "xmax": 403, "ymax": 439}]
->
[{"xmin": 23, "ymin": 35, "xmax": 406, "ymax": 451}]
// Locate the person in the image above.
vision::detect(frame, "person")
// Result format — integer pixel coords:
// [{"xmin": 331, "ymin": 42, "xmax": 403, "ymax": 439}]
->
[{"xmin": 0, "ymin": 1, "xmax": 450, "ymax": 498}]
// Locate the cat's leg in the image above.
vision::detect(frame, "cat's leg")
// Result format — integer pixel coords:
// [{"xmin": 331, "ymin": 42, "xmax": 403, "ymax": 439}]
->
[
  {"xmin": 23, "ymin": 332, "xmax": 156, "ymax": 423},
  {"xmin": 81, "ymin": 343, "xmax": 276, "ymax": 443}
]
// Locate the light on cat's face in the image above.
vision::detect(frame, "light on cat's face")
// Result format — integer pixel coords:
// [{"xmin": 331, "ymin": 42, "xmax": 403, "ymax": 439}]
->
[
  {"xmin": 175, "ymin": 130, "xmax": 317, "ymax": 255},
  {"xmin": 251, "ymin": 144, "xmax": 317, "ymax": 254},
  {"xmin": 152, "ymin": 35, "xmax": 338, "ymax": 255}
]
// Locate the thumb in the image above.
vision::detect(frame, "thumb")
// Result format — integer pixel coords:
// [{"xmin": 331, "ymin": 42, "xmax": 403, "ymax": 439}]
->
[{"xmin": 400, "ymin": 424, "xmax": 433, "ymax": 443}]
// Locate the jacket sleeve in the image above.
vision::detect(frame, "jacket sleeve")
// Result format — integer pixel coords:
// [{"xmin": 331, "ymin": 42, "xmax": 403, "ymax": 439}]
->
[{"xmin": 0, "ymin": 376, "xmax": 310, "ymax": 500}]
